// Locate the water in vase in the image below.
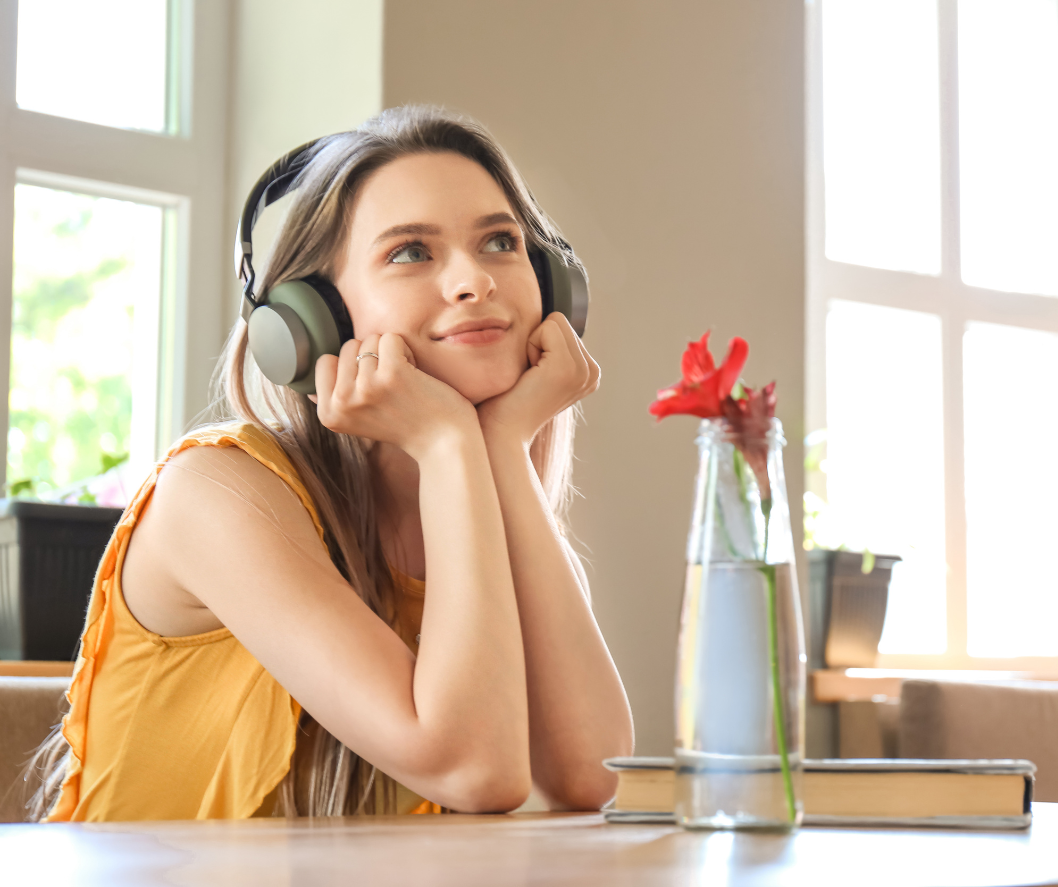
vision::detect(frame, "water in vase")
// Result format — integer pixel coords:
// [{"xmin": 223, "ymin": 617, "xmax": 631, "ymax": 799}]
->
[{"xmin": 675, "ymin": 560, "xmax": 805, "ymax": 829}]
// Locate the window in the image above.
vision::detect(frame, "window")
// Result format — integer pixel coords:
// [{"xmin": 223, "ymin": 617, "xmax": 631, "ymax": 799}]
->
[
  {"xmin": 807, "ymin": 0, "xmax": 1058, "ymax": 671},
  {"xmin": 10, "ymin": 176, "xmax": 174, "ymax": 504},
  {"xmin": 16, "ymin": 0, "xmax": 176, "ymax": 134},
  {"xmin": 0, "ymin": 0, "xmax": 229, "ymax": 503}
]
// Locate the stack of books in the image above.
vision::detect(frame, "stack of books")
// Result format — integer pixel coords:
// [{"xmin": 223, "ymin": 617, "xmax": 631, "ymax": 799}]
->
[{"xmin": 604, "ymin": 757, "xmax": 1035, "ymax": 829}]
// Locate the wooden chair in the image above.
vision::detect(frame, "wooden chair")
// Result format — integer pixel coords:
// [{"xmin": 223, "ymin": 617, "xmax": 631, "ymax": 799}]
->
[
  {"xmin": 899, "ymin": 678, "xmax": 1058, "ymax": 802},
  {"xmin": 0, "ymin": 677, "xmax": 69, "ymax": 822}
]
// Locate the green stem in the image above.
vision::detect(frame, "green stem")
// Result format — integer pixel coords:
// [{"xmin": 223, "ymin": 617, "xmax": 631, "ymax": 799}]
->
[
  {"xmin": 762, "ymin": 497, "xmax": 772, "ymax": 562},
  {"xmin": 734, "ymin": 459, "xmax": 794, "ymax": 821},
  {"xmin": 760, "ymin": 558, "xmax": 795, "ymax": 823}
]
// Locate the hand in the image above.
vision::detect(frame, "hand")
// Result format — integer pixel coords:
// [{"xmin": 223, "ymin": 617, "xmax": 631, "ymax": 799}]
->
[
  {"xmin": 476, "ymin": 312, "xmax": 600, "ymax": 446},
  {"xmin": 313, "ymin": 333, "xmax": 477, "ymax": 460}
]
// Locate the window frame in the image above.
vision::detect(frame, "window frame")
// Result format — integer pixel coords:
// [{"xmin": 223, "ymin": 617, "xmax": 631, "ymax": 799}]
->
[
  {"xmin": 806, "ymin": 0, "xmax": 1058, "ymax": 674},
  {"xmin": 0, "ymin": 0, "xmax": 230, "ymax": 484}
]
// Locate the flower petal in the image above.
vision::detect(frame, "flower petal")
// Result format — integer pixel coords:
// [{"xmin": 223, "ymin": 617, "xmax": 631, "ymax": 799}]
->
[
  {"xmin": 715, "ymin": 337, "xmax": 749, "ymax": 400},
  {"xmin": 681, "ymin": 332, "xmax": 716, "ymax": 384},
  {"xmin": 649, "ymin": 381, "xmax": 721, "ymax": 419}
]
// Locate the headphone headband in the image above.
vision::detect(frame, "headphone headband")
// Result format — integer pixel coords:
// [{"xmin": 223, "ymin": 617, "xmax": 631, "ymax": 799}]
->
[{"xmin": 236, "ymin": 138, "xmax": 324, "ymax": 311}]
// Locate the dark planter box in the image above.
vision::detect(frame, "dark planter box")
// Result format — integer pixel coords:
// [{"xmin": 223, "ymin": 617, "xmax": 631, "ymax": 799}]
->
[
  {"xmin": 0, "ymin": 500, "xmax": 124, "ymax": 661},
  {"xmin": 808, "ymin": 548, "xmax": 901, "ymax": 669}
]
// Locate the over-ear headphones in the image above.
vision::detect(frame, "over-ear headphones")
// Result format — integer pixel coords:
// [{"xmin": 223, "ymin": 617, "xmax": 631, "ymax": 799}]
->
[{"xmin": 235, "ymin": 137, "xmax": 589, "ymax": 396}]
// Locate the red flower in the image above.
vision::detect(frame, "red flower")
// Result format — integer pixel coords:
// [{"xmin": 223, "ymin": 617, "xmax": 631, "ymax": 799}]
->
[
  {"xmin": 722, "ymin": 382, "xmax": 777, "ymax": 502},
  {"xmin": 649, "ymin": 333, "xmax": 749, "ymax": 420}
]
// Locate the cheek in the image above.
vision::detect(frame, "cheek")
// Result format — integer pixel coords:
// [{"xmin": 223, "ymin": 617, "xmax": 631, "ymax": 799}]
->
[
  {"xmin": 512, "ymin": 269, "xmax": 543, "ymax": 326},
  {"xmin": 344, "ymin": 283, "xmax": 424, "ymax": 342}
]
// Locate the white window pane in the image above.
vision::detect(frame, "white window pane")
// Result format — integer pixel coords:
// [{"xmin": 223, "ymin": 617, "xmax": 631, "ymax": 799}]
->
[
  {"xmin": 16, "ymin": 0, "xmax": 169, "ymax": 133},
  {"xmin": 826, "ymin": 301, "xmax": 947, "ymax": 653},
  {"xmin": 965, "ymin": 323, "xmax": 1058, "ymax": 656},
  {"xmin": 958, "ymin": 0, "xmax": 1058, "ymax": 297},
  {"xmin": 822, "ymin": 0, "xmax": 942, "ymax": 275},
  {"xmin": 10, "ymin": 184, "xmax": 163, "ymax": 506}
]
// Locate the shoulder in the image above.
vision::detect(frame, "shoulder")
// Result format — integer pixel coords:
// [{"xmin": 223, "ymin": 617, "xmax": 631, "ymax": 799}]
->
[
  {"xmin": 152, "ymin": 439, "xmax": 320, "ymax": 547},
  {"xmin": 124, "ymin": 429, "xmax": 341, "ymax": 630},
  {"xmin": 122, "ymin": 437, "xmax": 328, "ymax": 636},
  {"xmin": 130, "ymin": 424, "xmax": 332, "ymax": 595},
  {"xmin": 158, "ymin": 422, "xmax": 322, "ymax": 531}
]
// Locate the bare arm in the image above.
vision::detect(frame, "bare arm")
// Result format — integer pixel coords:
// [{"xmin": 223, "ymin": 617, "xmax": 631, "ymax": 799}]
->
[
  {"xmin": 126, "ymin": 333, "xmax": 530, "ymax": 812},
  {"xmin": 478, "ymin": 314, "xmax": 634, "ymax": 809}
]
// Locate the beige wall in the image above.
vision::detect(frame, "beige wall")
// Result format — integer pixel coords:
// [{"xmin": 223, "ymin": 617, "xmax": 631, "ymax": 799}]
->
[
  {"xmin": 225, "ymin": 0, "xmax": 383, "ymax": 332},
  {"xmin": 384, "ymin": 1, "xmax": 806, "ymax": 755}
]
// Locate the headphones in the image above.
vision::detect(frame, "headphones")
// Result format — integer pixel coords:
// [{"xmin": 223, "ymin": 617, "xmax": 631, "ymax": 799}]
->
[{"xmin": 235, "ymin": 137, "xmax": 590, "ymax": 395}]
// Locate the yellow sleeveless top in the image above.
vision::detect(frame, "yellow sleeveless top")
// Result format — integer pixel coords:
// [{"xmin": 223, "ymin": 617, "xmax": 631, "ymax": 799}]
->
[{"xmin": 45, "ymin": 423, "xmax": 439, "ymax": 821}]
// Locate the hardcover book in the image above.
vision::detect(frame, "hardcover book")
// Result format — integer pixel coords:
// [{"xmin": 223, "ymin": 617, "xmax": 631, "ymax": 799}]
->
[{"xmin": 603, "ymin": 757, "xmax": 1035, "ymax": 829}]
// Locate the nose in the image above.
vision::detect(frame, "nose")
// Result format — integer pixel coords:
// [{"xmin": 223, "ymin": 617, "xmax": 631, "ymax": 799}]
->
[{"xmin": 440, "ymin": 248, "xmax": 496, "ymax": 305}]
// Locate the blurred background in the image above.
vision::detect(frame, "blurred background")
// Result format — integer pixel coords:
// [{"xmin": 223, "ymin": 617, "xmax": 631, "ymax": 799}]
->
[{"xmin": 2, "ymin": 0, "xmax": 1057, "ymax": 759}]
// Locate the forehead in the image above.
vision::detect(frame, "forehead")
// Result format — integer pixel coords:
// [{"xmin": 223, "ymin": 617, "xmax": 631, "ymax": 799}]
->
[{"xmin": 349, "ymin": 152, "xmax": 515, "ymax": 238}]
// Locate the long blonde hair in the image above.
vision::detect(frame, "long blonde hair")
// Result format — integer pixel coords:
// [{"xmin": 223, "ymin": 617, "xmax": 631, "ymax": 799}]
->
[{"xmin": 25, "ymin": 106, "xmax": 582, "ymax": 820}]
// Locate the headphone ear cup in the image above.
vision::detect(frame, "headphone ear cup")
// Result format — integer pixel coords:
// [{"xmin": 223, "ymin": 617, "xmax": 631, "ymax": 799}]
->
[
  {"xmin": 302, "ymin": 274, "xmax": 355, "ymax": 344},
  {"xmin": 247, "ymin": 277, "xmax": 353, "ymax": 395},
  {"xmin": 247, "ymin": 302, "xmax": 312, "ymax": 386},
  {"xmin": 529, "ymin": 247, "xmax": 589, "ymax": 337},
  {"xmin": 529, "ymin": 248, "xmax": 555, "ymax": 319}
]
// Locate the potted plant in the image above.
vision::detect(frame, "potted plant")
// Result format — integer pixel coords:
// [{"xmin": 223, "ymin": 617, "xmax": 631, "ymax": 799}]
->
[
  {"xmin": 0, "ymin": 453, "xmax": 128, "ymax": 661},
  {"xmin": 803, "ymin": 430, "xmax": 900, "ymax": 669}
]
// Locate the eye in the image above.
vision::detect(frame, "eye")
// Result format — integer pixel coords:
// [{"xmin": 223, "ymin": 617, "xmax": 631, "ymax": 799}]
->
[
  {"xmin": 483, "ymin": 232, "xmax": 517, "ymax": 253},
  {"xmin": 389, "ymin": 242, "xmax": 430, "ymax": 264}
]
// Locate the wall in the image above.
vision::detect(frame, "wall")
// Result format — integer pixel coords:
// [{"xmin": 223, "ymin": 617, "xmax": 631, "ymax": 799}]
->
[
  {"xmin": 384, "ymin": 0, "xmax": 806, "ymax": 756},
  {"xmin": 225, "ymin": 0, "xmax": 384, "ymax": 333}
]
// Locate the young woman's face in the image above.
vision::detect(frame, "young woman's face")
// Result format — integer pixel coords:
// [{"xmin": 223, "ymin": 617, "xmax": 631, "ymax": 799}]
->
[{"xmin": 333, "ymin": 151, "xmax": 542, "ymax": 405}]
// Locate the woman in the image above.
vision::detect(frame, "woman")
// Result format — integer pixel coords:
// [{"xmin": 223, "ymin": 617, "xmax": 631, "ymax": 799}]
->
[{"xmin": 28, "ymin": 105, "xmax": 634, "ymax": 821}]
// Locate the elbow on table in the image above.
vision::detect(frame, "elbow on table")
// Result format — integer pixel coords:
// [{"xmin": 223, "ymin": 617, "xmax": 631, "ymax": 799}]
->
[
  {"xmin": 410, "ymin": 738, "xmax": 531, "ymax": 812},
  {"xmin": 544, "ymin": 764, "xmax": 620, "ymax": 812},
  {"xmin": 442, "ymin": 761, "xmax": 533, "ymax": 813}
]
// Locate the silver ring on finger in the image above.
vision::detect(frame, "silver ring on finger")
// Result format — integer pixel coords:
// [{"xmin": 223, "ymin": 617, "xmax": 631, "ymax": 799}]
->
[{"xmin": 356, "ymin": 352, "xmax": 380, "ymax": 364}]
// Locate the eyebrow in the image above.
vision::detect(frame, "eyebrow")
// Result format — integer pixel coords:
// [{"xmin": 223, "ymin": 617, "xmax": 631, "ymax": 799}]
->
[
  {"xmin": 372, "ymin": 222, "xmax": 441, "ymax": 246},
  {"xmin": 372, "ymin": 213, "xmax": 521, "ymax": 246},
  {"xmin": 474, "ymin": 212, "xmax": 520, "ymax": 229}
]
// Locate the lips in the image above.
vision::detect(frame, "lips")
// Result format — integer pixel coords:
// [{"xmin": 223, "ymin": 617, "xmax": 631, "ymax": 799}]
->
[{"xmin": 432, "ymin": 318, "xmax": 511, "ymax": 345}]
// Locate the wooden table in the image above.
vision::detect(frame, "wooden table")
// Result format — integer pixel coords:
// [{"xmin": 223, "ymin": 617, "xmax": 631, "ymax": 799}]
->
[{"xmin": 3, "ymin": 805, "xmax": 1057, "ymax": 886}]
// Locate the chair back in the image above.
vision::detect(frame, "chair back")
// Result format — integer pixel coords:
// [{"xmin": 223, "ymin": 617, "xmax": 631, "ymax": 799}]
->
[{"xmin": 0, "ymin": 676, "xmax": 70, "ymax": 822}]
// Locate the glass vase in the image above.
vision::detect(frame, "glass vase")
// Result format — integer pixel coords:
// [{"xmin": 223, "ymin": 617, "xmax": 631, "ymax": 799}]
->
[{"xmin": 674, "ymin": 417, "xmax": 806, "ymax": 830}]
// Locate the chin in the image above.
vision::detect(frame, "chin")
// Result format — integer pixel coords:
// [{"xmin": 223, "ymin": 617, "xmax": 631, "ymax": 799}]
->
[
  {"xmin": 462, "ymin": 377, "xmax": 520, "ymax": 406},
  {"xmin": 443, "ymin": 365, "xmax": 524, "ymax": 406},
  {"xmin": 418, "ymin": 343, "xmax": 529, "ymax": 405}
]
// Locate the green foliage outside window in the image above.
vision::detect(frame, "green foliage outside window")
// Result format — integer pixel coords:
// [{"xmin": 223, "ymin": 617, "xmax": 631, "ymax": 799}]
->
[{"xmin": 8, "ymin": 184, "xmax": 158, "ymax": 501}]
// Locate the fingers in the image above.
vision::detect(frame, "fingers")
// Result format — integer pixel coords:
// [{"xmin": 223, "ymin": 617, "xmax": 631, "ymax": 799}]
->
[
  {"xmin": 314, "ymin": 343, "xmax": 349, "ymax": 408},
  {"xmin": 315, "ymin": 334, "xmax": 406, "ymax": 413},
  {"xmin": 540, "ymin": 312, "xmax": 600, "ymax": 400},
  {"xmin": 377, "ymin": 332, "xmax": 410, "ymax": 368},
  {"xmin": 355, "ymin": 335, "xmax": 382, "ymax": 375},
  {"xmin": 554, "ymin": 312, "xmax": 600, "ymax": 394}
]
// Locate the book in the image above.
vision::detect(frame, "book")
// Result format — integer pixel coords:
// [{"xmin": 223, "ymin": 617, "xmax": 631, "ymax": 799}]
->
[{"xmin": 603, "ymin": 757, "xmax": 1035, "ymax": 829}]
